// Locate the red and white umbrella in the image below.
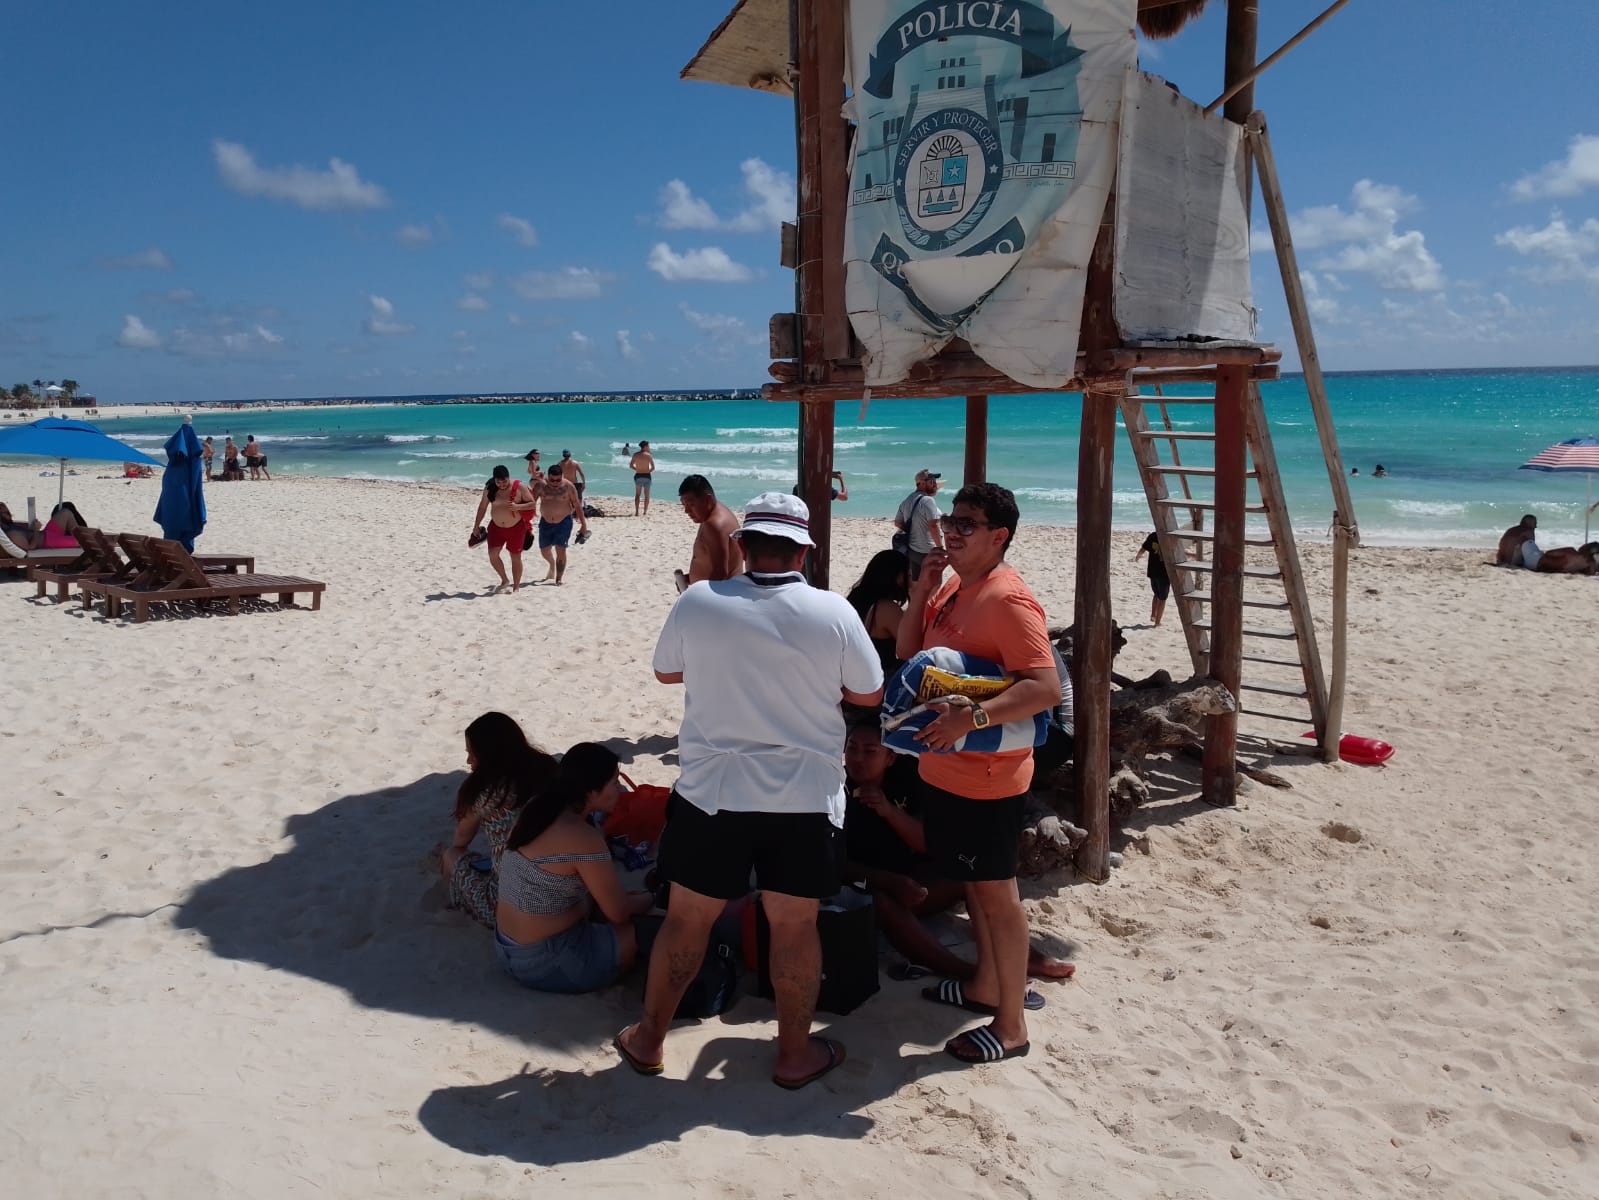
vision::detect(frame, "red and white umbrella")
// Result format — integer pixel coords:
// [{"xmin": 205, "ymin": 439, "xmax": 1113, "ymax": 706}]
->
[{"xmin": 1520, "ymin": 436, "xmax": 1599, "ymax": 542}]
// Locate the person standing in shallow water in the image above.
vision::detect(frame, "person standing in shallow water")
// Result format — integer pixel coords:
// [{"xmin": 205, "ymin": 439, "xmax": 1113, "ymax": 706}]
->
[{"xmin": 630, "ymin": 441, "xmax": 655, "ymax": 516}]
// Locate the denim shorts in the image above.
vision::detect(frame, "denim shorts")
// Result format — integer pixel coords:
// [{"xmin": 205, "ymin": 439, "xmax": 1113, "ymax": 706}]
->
[{"xmin": 494, "ymin": 921, "xmax": 621, "ymax": 994}]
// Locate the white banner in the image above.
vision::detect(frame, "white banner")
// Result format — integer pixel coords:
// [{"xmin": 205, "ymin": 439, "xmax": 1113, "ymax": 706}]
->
[{"xmin": 843, "ymin": 0, "xmax": 1136, "ymax": 387}]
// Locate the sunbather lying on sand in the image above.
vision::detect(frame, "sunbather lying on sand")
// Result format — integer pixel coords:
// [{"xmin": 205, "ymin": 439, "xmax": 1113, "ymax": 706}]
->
[{"xmin": 1533, "ymin": 542, "xmax": 1599, "ymax": 574}]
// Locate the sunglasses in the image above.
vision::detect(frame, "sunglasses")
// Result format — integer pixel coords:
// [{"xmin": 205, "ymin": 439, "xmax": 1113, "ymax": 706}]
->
[{"xmin": 938, "ymin": 515, "xmax": 992, "ymax": 537}]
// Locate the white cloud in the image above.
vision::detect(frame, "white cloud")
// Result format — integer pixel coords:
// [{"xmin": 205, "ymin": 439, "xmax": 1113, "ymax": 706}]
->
[
  {"xmin": 116, "ymin": 314, "xmax": 162, "ymax": 349},
  {"xmin": 457, "ymin": 293, "xmax": 491, "ymax": 312},
  {"xmin": 213, "ymin": 139, "xmax": 389, "ymax": 211},
  {"xmin": 464, "ymin": 270, "xmax": 495, "ymax": 291},
  {"xmin": 615, "ymin": 329, "xmax": 638, "ymax": 360},
  {"xmin": 1256, "ymin": 180, "xmax": 1443, "ymax": 292},
  {"xmin": 397, "ymin": 223, "xmax": 433, "ymax": 246},
  {"xmin": 679, "ymin": 305, "xmax": 764, "ymax": 357},
  {"xmin": 567, "ymin": 330, "xmax": 594, "ymax": 354},
  {"xmin": 104, "ymin": 246, "xmax": 173, "ymax": 271},
  {"xmin": 512, "ymin": 267, "xmax": 612, "ymax": 300},
  {"xmin": 363, "ymin": 294, "xmax": 414, "ymax": 336},
  {"xmin": 158, "ymin": 288, "xmax": 196, "ymax": 303},
  {"xmin": 497, "ymin": 213, "xmax": 539, "ymax": 248},
  {"xmin": 1299, "ymin": 271, "xmax": 1341, "ymax": 322},
  {"xmin": 1510, "ymin": 134, "xmax": 1599, "ymax": 201},
  {"xmin": 167, "ymin": 320, "xmax": 287, "ymax": 358},
  {"xmin": 658, "ymin": 180, "xmax": 719, "ymax": 230},
  {"xmin": 1495, "ymin": 214, "xmax": 1599, "ymax": 286},
  {"xmin": 657, "ymin": 157, "xmax": 796, "ymax": 233},
  {"xmin": 647, "ymin": 243, "xmax": 754, "ymax": 283},
  {"xmin": 506, "ymin": 312, "xmax": 524, "ymax": 326},
  {"xmin": 254, "ymin": 324, "xmax": 284, "ymax": 344}
]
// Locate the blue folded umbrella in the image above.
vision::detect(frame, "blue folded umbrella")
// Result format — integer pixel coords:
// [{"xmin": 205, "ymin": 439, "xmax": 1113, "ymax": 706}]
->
[{"xmin": 154, "ymin": 422, "xmax": 207, "ymax": 550}]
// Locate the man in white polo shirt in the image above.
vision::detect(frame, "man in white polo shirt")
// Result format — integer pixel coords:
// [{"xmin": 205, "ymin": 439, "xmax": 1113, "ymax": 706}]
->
[{"xmin": 616, "ymin": 492, "xmax": 884, "ymax": 1089}]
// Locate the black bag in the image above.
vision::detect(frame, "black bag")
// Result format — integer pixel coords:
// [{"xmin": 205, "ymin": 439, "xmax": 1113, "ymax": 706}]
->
[
  {"xmin": 755, "ymin": 887, "xmax": 880, "ymax": 1015},
  {"xmin": 635, "ymin": 911, "xmax": 743, "ymax": 1020},
  {"xmin": 891, "ymin": 529, "xmax": 910, "ymax": 556},
  {"xmin": 523, "ymin": 526, "xmax": 535, "ymax": 552}
]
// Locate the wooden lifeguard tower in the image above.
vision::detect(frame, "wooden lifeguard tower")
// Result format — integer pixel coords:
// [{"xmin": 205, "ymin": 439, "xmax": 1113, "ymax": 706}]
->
[{"xmin": 681, "ymin": 0, "xmax": 1358, "ymax": 880}]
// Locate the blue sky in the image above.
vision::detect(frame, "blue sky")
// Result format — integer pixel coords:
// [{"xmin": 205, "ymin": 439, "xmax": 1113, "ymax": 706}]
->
[{"xmin": 2, "ymin": 0, "xmax": 1596, "ymax": 404}]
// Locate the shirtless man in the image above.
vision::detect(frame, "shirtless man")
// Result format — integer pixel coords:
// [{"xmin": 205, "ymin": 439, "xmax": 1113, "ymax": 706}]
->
[
  {"xmin": 534, "ymin": 463, "xmax": 589, "ymax": 584},
  {"xmin": 1496, "ymin": 514, "xmax": 1537, "ymax": 567},
  {"xmin": 674, "ymin": 474, "xmax": 742, "ymax": 592},
  {"xmin": 471, "ymin": 464, "xmax": 537, "ymax": 593},
  {"xmin": 630, "ymin": 441, "xmax": 656, "ymax": 516},
  {"xmin": 559, "ymin": 449, "xmax": 587, "ymax": 507}
]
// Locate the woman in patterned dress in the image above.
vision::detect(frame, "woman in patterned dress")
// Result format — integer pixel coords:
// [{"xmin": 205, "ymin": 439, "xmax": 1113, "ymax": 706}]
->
[{"xmin": 440, "ymin": 711, "xmax": 557, "ymax": 927}]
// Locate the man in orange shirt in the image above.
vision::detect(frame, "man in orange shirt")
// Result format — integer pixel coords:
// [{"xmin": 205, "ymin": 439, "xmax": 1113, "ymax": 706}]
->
[{"xmin": 895, "ymin": 482, "xmax": 1060, "ymax": 1066}]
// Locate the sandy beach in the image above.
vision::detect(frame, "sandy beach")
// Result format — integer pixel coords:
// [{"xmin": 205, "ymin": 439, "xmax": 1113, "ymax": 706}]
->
[{"xmin": 1, "ymin": 462, "xmax": 1594, "ymax": 1199}]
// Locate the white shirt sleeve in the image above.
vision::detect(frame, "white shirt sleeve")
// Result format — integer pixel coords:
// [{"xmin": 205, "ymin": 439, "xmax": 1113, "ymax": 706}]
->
[
  {"xmin": 838, "ymin": 600, "xmax": 886, "ymax": 695},
  {"xmin": 653, "ymin": 593, "xmax": 688, "ymax": 675}
]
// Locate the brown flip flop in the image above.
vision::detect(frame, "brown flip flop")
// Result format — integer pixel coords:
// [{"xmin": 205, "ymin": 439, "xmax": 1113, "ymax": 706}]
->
[
  {"xmin": 772, "ymin": 1037, "xmax": 846, "ymax": 1091},
  {"xmin": 613, "ymin": 1028, "xmax": 664, "ymax": 1077}
]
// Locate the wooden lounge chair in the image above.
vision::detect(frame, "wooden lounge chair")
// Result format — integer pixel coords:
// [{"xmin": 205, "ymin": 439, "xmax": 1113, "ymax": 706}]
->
[
  {"xmin": 82, "ymin": 539, "xmax": 325, "ymax": 622},
  {"xmin": 29, "ymin": 527, "xmax": 131, "ymax": 601},
  {"xmin": 116, "ymin": 532, "xmax": 255, "ymax": 584},
  {"xmin": 1, "ymin": 527, "xmax": 81, "ymax": 575}
]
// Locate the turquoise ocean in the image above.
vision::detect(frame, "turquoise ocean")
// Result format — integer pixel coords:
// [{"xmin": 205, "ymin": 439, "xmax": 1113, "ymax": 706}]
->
[{"xmin": 100, "ymin": 368, "xmax": 1599, "ymax": 547}]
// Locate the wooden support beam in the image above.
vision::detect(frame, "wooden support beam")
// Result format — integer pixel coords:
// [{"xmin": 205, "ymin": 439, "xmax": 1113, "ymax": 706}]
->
[
  {"xmin": 798, "ymin": 401, "xmax": 834, "ymax": 589},
  {"xmin": 1202, "ymin": 364, "xmax": 1248, "ymax": 805},
  {"xmin": 1222, "ymin": 0, "xmax": 1261, "ymax": 126},
  {"xmin": 793, "ymin": 0, "xmax": 829, "ymax": 384},
  {"xmin": 1205, "ymin": 0, "xmax": 1349, "ymax": 114},
  {"xmin": 1073, "ymin": 387, "xmax": 1117, "ymax": 882},
  {"xmin": 964, "ymin": 395, "xmax": 988, "ymax": 484}
]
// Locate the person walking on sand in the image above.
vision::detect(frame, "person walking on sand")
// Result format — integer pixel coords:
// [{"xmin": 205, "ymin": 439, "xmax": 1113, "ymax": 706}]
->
[
  {"xmin": 534, "ymin": 463, "xmax": 588, "ymax": 585},
  {"xmin": 471, "ymin": 465, "xmax": 537, "ymax": 593},
  {"xmin": 202, "ymin": 436, "xmax": 215, "ymax": 482},
  {"xmin": 894, "ymin": 469, "xmax": 944, "ymax": 580},
  {"xmin": 674, "ymin": 474, "xmax": 741, "ymax": 593},
  {"xmin": 559, "ymin": 450, "xmax": 587, "ymax": 508},
  {"xmin": 630, "ymin": 441, "xmax": 655, "ymax": 516},
  {"xmin": 524, "ymin": 448, "xmax": 545, "ymax": 489},
  {"xmin": 895, "ymin": 482, "xmax": 1060, "ymax": 1066},
  {"xmin": 616, "ymin": 493, "xmax": 884, "ymax": 1087},
  {"xmin": 1134, "ymin": 531, "xmax": 1170, "ymax": 627}
]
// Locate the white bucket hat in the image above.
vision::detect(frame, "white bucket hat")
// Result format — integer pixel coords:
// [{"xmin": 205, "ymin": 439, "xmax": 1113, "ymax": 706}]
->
[{"xmin": 732, "ymin": 491, "xmax": 815, "ymax": 546}]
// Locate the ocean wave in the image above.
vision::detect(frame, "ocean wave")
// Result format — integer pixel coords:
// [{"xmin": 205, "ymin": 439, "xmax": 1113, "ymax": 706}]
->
[
  {"xmin": 647, "ymin": 439, "xmax": 864, "ymax": 455},
  {"xmin": 1389, "ymin": 499, "xmax": 1468, "ymax": 517},
  {"xmin": 713, "ymin": 427, "xmax": 795, "ymax": 438},
  {"xmin": 410, "ymin": 449, "xmax": 519, "ymax": 460},
  {"xmin": 384, "ymin": 433, "xmax": 455, "ymax": 443},
  {"xmin": 647, "ymin": 458, "xmax": 798, "ymax": 482}
]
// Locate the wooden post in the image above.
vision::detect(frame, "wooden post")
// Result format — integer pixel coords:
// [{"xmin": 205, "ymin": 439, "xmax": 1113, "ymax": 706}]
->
[
  {"xmin": 1073, "ymin": 388, "xmax": 1116, "ymax": 881},
  {"xmin": 1203, "ymin": 364, "xmax": 1247, "ymax": 805},
  {"xmin": 964, "ymin": 395, "xmax": 988, "ymax": 484},
  {"xmin": 798, "ymin": 401, "xmax": 834, "ymax": 589},
  {"xmin": 1223, "ymin": 0, "xmax": 1261, "ymax": 126},
  {"xmin": 1206, "ymin": 0, "xmax": 1349, "ymax": 114},
  {"xmin": 1249, "ymin": 111, "xmax": 1356, "ymax": 762}
]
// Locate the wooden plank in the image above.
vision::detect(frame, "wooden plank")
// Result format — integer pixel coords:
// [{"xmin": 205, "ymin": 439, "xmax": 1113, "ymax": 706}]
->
[
  {"xmin": 769, "ymin": 312, "xmax": 799, "ymax": 359},
  {"xmin": 1249, "ymin": 111, "xmax": 1355, "ymax": 762},
  {"xmin": 1073, "ymin": 387, "xmax": 1118, "ymax": 882},
  {"xmin": 964, "ymin": 396, "xmax": 988, "ymax": 484},
  {"xmin": 1245, "ymin": 381, "xmax": 1330, "ymax": 743},
  {"xmin": 813, "ymin": 0, "xmax": 850, "ymax": 361},
  {"xmin": 1202, "ymin": 364, "xmax": 1247, "ymax": 805},
  {"xmin": 780, "ymin": 221, "xmax": 798, "ymax": 270},
  {"xmin": 794, "ymin": 0, "xmax": 827, "ymax": 384},
  {"xmin": 798, "ymin": 400, "xmax": 834, "ymax": 589}
]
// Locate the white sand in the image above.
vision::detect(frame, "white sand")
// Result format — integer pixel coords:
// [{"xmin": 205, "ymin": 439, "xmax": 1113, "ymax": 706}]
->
[{"xmin": 1, "ymin": 463, "xmax": 1594, "ymax": 1198}]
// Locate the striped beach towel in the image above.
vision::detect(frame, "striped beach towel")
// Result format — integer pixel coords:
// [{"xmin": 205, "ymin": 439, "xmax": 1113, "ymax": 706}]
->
[{"xmin": 880, "ymin": 648, "xmax": 1049, "ymax": 757}]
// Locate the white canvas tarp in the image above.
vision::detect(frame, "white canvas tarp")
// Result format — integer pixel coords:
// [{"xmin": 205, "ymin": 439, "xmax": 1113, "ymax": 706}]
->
[{"xmin": 843, "ymin": 0, "xmax": 1136, "ymax": 387}]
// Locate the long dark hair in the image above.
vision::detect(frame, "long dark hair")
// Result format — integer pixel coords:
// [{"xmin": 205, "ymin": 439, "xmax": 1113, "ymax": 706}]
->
[
  {"xmin": 847, "ymin": 549, "xmax": 908, "ymax": 622},
  {"xmin": 454, "ymin": 711, "xmax": 556, "ymax": 820},
  {"xmin": 506, "ymin": 742, "xmax": 620, "ymax": 851}
]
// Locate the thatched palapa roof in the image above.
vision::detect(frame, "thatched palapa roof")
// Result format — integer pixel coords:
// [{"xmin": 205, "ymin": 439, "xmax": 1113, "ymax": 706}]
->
[{"xmin": 681, "ymin": 0, "xmax": 1217, "ymax": 94}]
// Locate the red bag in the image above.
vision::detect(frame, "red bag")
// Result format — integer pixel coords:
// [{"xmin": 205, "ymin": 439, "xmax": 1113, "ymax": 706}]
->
[{"xmin": 604, "ymin": 774, "xmax": 671, "ymax": 846}]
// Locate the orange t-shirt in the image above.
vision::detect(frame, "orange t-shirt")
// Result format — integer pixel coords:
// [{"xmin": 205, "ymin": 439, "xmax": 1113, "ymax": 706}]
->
[{"xmin": 912, "ymin": 564, "xmax": 1055, "ymax": 799}]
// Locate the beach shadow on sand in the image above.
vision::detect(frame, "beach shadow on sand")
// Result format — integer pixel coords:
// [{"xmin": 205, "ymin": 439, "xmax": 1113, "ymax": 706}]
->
[
  {"xmin": 602, "ymin": 732, "xmax": 679, "ymax": 766},
  {"xmin": 172, "ymin": 772, "xmax": 641, "ymax": 1054}
]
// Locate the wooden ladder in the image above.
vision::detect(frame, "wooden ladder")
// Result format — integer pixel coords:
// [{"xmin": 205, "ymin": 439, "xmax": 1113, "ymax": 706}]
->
[{"xmin": 1120, "ymin": 386, "xmax": 1329, "ymax": 741}]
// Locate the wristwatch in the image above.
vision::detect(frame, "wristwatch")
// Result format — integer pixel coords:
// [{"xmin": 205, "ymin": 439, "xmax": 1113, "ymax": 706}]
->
[{"xmin": 969, "ymin": 704, "xmax": 992, "ymax": 730}]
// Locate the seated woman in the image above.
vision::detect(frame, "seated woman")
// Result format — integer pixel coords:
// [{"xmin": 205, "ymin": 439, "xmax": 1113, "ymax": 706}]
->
[
  {"xmin": 494, "ymin": 742, "xmax": 654, "ymax": 993},
  {"xmin": 0, "ymin": 503, "xmax": 41, "ymax": 551},
  {"xmin": 40, "ymin": 502, "xmax": 85, "ymax": 549},
  {"xmin": 439, "ymin": 711, "xmax": 558, "ymax": 927},
  {"xmin": 843, "ymin": 720, "xmax": 1074, "ymax": 993},
  {"xmin": 846, "ymin": 549, "xmax": 909, "ymax": 679}
]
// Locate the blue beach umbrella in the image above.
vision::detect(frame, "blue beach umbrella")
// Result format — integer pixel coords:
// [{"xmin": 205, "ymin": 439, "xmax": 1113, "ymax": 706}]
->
[
  {"xmin": 0, "ymin": 416, "xmax": 162, "ymax": 505},
  {"xmin": 154, "ymin": 419, "xmax": 207, "ymax": 550},
  {"xmin": 1519, "ymin": 435, "xmax": 1599, "ymax": 542}
]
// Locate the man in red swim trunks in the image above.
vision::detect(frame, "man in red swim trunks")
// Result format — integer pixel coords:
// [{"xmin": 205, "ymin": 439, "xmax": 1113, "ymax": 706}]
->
[{"xmin": 471, "ymin": 464, "xmax": 536, "ymax": 593}]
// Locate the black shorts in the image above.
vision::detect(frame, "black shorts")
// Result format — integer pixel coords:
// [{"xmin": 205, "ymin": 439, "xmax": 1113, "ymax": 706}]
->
[
  {"xmin": 1149, "ymin": 571, "xmax": 1171, "ymax": 601},
  {"xmin": 920, "ymin": 782, "xmax": 1027, "ymax": 882},
  {"xmin": 658, "ymin": 791, "xmax": 842, "ymax": 901}
]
